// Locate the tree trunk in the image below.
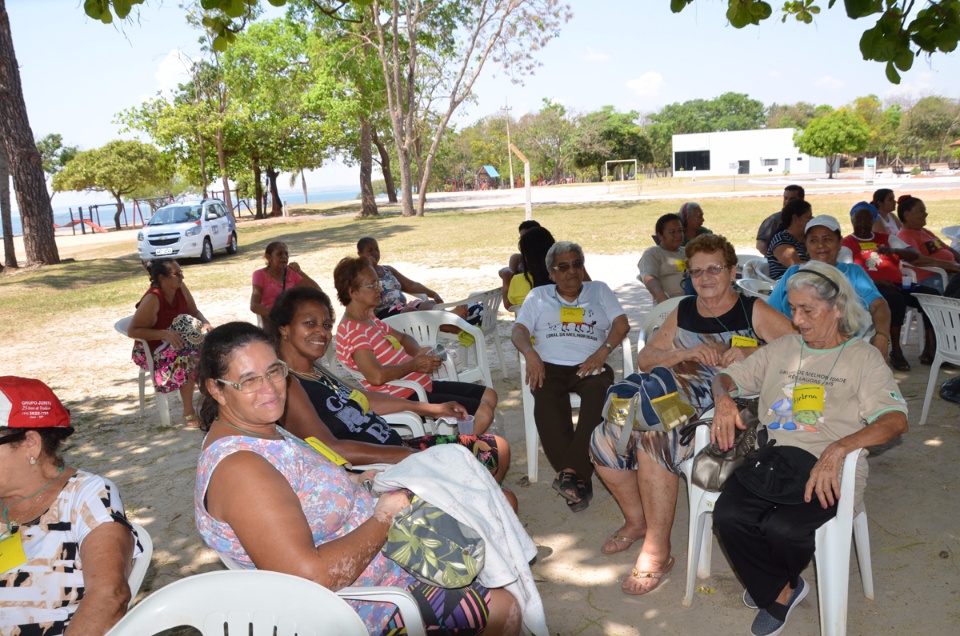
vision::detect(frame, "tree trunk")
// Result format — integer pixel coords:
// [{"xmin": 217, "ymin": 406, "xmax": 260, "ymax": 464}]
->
[
  {"xmin": 215, "ymin": 127, "xmax": 233, "ymax": 215},
  {"xmin": 0, "ymin": 142, "xmax": 15, "ymax": 268},
  {"xmin": 253, "ymin": 162, "xmax": 263, "ymax": 219},
  {"xmin": 300, "ymin": 171, "xmax": 308, "ymax": 204},
  {"xmin": 112, "ymin": 195, "xmax": 124, "ymax": 230},
  {"xmin": 358, "ymin": 116, "xmax": 378, "ymax": 217},
  {"xmin": 0, "ymin": 2, "xmax": 58, "ymax": 265},
  {"xmin": 372, "ymin": 129, "xmax": 397, "ymax": 203},
  {"xmin": 197, "ymin": 131, "xmax": 209, "ymax": 198},
  {"xmin": 266, "ymin": 168, "xmax": 282, "ymax": 217}
]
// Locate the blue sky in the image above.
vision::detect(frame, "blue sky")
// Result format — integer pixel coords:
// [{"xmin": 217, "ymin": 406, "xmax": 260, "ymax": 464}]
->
[{"xmin": 9, "ymin": 0, "xmax": 960, "ymax": 205}]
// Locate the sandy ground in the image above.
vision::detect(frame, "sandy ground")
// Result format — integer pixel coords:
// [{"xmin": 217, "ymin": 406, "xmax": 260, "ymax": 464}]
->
[{"xmin": 3, "ymin": 190, "xmax": 959, "ymax": 634}]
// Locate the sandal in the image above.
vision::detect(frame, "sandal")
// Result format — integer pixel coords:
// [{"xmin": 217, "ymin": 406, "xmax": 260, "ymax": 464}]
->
[
  {"xmin": 566, "ymin": 476, "xmax": 593, "ymax": 513},
  {"xmin": 601, "ymin": 532, "xmax": 644, "ymax": 554},
  {"xmin": 183, "ymin": 414, "xmax": 201, "ymax": 430},
  {"xmin": 621, "ymin": 556, "xmax": 675, "ymax": 595},
  {"xmin": 551, "ymin": 471, "xmax": 580, "ymax": 504},
  {"xmin": 890, "ymin": 352, "xmax": 911, "ymax": 372}
]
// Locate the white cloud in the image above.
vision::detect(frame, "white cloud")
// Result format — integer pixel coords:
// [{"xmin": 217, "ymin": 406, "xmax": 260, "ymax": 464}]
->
[
  {"xmin": 582, "ymin": 46, "xmax": 610, "ymax": 62},
  {"xmin": 626, "ymin": 72, "xmax": 663, "ymax": 99},
  {"xmin": 154, "ymin": 49, "xmax": 194, "ymax": 97},
  {"xmin": 884, "ymin": 71, "xmax": 935, "ymax": 101},
  {"xmin": 814, "ymin": 75, "xmax": 843, "ymax": 89}
]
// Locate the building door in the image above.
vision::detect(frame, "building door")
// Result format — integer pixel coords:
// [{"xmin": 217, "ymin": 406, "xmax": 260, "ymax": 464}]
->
[
  {"xmin": 738, "ymin": 160, "xmax": 750, "ymax": 175},
  {"xmin": 784, "ymin": 158, "xmax": 791, "ymax": 173}
]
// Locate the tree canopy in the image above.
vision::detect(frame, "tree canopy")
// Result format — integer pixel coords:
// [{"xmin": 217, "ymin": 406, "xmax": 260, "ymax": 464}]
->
[
  {"xmin": 792, "ymin": 108, "xmax": 871, "ymax": 178},
  {"xmin": 670, "ymin": 0, "xmax": 960, "ymax": 83},
  {"xmin": 52, "ymin": 139, "xmax": 172, "ymax": 228}
]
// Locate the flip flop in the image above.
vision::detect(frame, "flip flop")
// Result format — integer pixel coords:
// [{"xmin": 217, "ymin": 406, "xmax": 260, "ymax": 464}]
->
[
  {"xmin": 183, "ymin": 414, "xmax": 201, "ymax": 430},
  {"xmin": 601, "ymin": 532, "xmax": 644, "ymax": 554},
  {"xmin": 621, "ymin": 556, "xmax": 675, "ymax": 595}
]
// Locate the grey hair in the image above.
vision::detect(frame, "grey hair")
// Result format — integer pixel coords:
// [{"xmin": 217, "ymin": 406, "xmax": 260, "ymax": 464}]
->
[
  {"xmin": 545, "ymin": 241, "xmax": 584, "ymax": 271},
  {"xmin": 785, "ymin": 261, "xmax": 868, "ymax": 337}
]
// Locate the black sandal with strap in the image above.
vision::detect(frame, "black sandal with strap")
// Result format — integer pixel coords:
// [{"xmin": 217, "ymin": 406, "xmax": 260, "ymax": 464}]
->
[{"xmin": 552, "ymin": 471, "xmax": 580, "ymax": 503}]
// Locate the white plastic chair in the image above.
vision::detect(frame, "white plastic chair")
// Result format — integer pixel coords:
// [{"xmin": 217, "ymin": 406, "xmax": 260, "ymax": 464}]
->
[
  {"xmin": 434, "ymin": 288, "xmax": 510, "ymax": 378},
  {"xmin": 114, "ymin": 316, "xmax": 172, "ymax": 427},
  {"xmin": 742, "ymin": 258, "xmax": 774, "ymax": 283},
  {"xmin": 903, "ymin": 263, "xmax": 949, "ymax": 291},
  {"xmin": 636, "ymin": 295, "xmax": 688, "ymax": 350},
  {"xmin": 384, "ymin": 311, "xmax": 492, "ymax": 388},
  {"xmin": 736, "ymin": 278, "xmax": 776, "ymax": 299},
  {"xmin": 899, "ymin": 267, "xmax": 923, "ymax": 347},
  {"xmin": 941, "ymin": 225, "xmax": 960, "ymax": 246},
  {"xmin": 518, "ymin": 336, "xmax": 634, "ymax": 482},
  {"xmin": 736, "ymin": 252, "xmax": 763, "ymax": 279},
  {"xmin": 106, "ymin": 570, "xmax": 367, "ymax": 635},
  {"xmin": 679, "ymin": 434, "xmax": 874, "ymax": 636},
  {"xmin": 914, "ymin": 294, "xmax": 960, "ymax": 425},
  {"xmin": 216, "ymin": 553, "xmax": 427, "ymax": 636},
  {"xmin": 127, "ymin": 522, "xmax": 153, "ymax": 607}
]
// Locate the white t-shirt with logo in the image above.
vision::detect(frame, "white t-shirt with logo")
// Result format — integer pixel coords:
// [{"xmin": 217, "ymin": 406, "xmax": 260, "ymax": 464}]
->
[{"xmin": 516, "ymin": 281, "xmax": 626, "ymax": 366}]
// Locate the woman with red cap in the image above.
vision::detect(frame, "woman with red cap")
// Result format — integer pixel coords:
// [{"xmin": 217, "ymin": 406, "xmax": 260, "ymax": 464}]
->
[{"xmin": 0, "ymin": 376, "xmax": 140, "ymax": 635}]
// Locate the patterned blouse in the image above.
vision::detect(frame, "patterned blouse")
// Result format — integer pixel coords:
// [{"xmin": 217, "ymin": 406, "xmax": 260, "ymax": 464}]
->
[
  {"xmin": 194, "ymin": 429, "xmax": 415, "ymax": 633},
  {"xmin": 376, "ymin": 266, "xmax": 408, "ymax": 316},
  {"xmin": 0, "ymin": 471, "xmax": 139, "ymax": 635}
]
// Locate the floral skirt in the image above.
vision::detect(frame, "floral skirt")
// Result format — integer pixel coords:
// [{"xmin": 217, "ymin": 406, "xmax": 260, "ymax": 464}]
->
[
  {"xmin": 404, "ymin": 434, "xmax": 499, "ymax": 473},
  {"xmin": 132, "ymin": 341, "xmax": 199, "ymax": 394}
]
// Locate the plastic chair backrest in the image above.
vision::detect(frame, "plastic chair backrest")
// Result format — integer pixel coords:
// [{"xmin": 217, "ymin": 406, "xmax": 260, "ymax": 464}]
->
[
  {"xmin": 106, "ymin": 570, "xmax": 366, "ymax": 635},
  {"xmin": 736, "ymin": 278, "xmax": 775, "ymax": 299},
  {"xmin": 941, "ymin": 225, "xmax": 960, "ymax": 241},
  {"xmin": 127, "ymin": 522, "xmax": 153, "ymax": 607},
  {"xmin": 384, "ymin": 311, "xmax": 491, "ymax": 388},
  {"xmin": 914, "ymin": 293, "xmax": 960, "ymax": 425},
  {"xmin": 637, "ymin": 296, "xmax": 688, "ymax": 350},
  {"xmin": 215, "ymin": 553, "xmax": 427, "ymax": 636},
  {"xmin": 742, "ymin": 258, "xmax": 774, "ymax": 282},
  {"xmin": 903, "ymin": 263, "xmax": 949, "ymax": 289}
]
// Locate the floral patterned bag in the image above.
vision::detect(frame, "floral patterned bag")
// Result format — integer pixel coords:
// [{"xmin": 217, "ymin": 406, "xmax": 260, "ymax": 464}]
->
[{"xmin": 381, "ymin": 494, "xmax": 485, "ymax": 588}]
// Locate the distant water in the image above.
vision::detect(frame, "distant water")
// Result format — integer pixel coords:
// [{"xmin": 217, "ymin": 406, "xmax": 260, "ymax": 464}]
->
[{"xmin": 0, "ymin": 186, "xmax": 361, "ymax": 238}]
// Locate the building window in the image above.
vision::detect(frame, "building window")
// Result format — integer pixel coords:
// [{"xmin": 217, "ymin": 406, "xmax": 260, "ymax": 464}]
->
[
  {"xmin": 675, "ymin": 150, "xmax": 710, "ymax": 171},
  {"xmin": 763, "ymin": 158, "xmax": 778, "ymax": 167}
]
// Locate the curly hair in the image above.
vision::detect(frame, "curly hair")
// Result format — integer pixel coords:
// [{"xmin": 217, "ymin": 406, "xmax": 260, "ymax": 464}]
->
[
  {"xmin": 684, "ymin": 234, "xmax": 736, "ymax": 269},
  {"xmin": 268, "ymin": 287, "xmax": 335, "ymax": 343}
]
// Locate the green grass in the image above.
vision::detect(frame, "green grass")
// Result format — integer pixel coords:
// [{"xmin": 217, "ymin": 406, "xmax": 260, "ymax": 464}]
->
[{"xmin": 2, "ymin": 190, "xmax": 958, "ymax": 344}]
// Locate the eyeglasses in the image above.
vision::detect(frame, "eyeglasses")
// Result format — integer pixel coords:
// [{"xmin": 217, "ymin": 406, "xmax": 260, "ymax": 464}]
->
[
  {"xmin": 550, "ymin": 261, "xmax": 585, "ymax": 273},
  {"xmin": 688, "ymin": 264, "xmax": 729, "ymax": 279},
  {"xmin": 217, "ymin": 361, "xmax": 289, "ymax": 394},
  {"xmin": 360, "ymin": 280, "xmax": 383, "ymax": 290},
  {"xmin": 0, "ymin": 431, "xmax": 27, "ymax": 446}
]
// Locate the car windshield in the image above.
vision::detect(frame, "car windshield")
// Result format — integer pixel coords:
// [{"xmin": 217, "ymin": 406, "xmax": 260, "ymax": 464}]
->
[{"xmin": 147, "ymin": 205, "xmax": 202, "ymax": 226}]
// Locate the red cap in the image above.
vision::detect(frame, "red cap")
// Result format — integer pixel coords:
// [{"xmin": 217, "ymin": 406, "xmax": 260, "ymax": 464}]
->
[{"xmin": 0, "ymin": 376, "xmax": 71, "ymax": 429}]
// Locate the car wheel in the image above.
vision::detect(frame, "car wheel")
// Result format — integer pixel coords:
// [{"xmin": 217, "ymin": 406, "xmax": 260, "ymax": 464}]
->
[
  {"xmin": 199, "ymin": 237, "xmax": 213, "ymax": 263},
  {"xmin": 226, "ymin": 231, "xmax": 238, "ymax": 255}
]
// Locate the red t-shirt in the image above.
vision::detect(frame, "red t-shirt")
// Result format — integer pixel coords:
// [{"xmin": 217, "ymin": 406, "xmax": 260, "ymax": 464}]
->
[
  {"xmin": 336, "ymin": 316, "xmax": 432, "ymax": 398},
  {"xmin": 897, "ymin": 228, "xmax": 956, "ymax": 281},
  {"xmin": 842, "ymin": 232, "xmax": 902, "ymax": 284},
  {"xmin": 136, "ymin": 287, "xmax": 187, "ymax": 350}
]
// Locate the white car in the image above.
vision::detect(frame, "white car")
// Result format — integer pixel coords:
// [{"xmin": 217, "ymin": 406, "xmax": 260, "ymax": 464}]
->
[{"xmin": 138, "ymin": 199, "xmax": 238, "ymax": 263}]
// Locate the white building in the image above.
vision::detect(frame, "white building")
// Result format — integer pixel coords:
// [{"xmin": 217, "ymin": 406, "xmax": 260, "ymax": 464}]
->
[{"xmin": 671, "ymin": 128, "xmax": 828, "ymax": 177}]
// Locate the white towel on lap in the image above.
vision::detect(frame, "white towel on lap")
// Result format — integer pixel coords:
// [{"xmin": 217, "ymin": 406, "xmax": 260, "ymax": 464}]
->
[{"xmin": 373, "ymin": 444, "xmax": 548, "ymax": 636}]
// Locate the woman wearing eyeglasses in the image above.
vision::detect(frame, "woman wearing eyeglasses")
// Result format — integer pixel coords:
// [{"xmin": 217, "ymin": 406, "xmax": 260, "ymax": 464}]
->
[
  {"xmin": 128, "ymin": 258, "xmax": 211, "ymax": 428},
  {"xmin": 333, "ymin": 256, "xmax": 498, "ymax": 435},
  {"xmin": 590, "ymin": 234, "xmax": 793, "ymax": 594},
  {"xmin": 194, "ymin": 323, "xmax": 523, "ymax": 635},
  {"xmin": 511, "ymin": 241, "xmax": 631, "ymax": 513}
]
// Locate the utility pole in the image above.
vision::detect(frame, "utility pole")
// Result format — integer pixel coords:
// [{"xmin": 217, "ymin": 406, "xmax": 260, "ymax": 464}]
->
[{"xmin": 503, "ymin": 100, "xmax": 514, "ymax": 189}]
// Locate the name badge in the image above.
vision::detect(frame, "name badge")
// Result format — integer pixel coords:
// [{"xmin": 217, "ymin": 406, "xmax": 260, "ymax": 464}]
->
[
  {"xmin": 349, "ymin": 389, "xmax": 370, "ymax": 415},
  {"xmin": 793, "ymin": 384, "xmax": 825, "ymax": 414},
  {"xmin": 858, "ymin": 242, "xmax": 878, "ymax": 251},
  {"xmin": 676, "ymin": 260, "xmax": 687, "ymax": 272},
  {"xmin": 560, "ymin": 306, "xmax": 585, "ymax": 324},
  {"xmin": 383, "ymin": 334, "xmax": 402, "ymax": 350},
  {"xmin": 304, "ymin": 437, "xmax": 350, "ymax": 467},
  {"xmin": 731, "ymin": 335, "xmax": 759, "ymax": 348},
  {"xmin": 0, "ymin": 532, "xmax": 28, "ymax": 574}
]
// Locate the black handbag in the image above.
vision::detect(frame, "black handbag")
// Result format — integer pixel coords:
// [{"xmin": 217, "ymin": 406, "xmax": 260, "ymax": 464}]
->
[{"xmin": 679, "ymin": 397, "xmax": 762, "ymax": 492}]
